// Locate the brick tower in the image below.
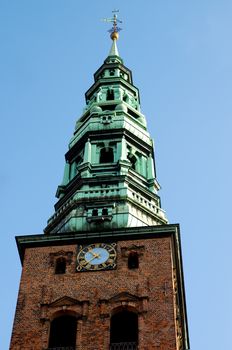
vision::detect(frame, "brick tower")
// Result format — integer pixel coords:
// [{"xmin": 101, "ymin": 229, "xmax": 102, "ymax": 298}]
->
[{"xmin": 10, "ymin": 14, "xmax": 189, "ymax": 350}]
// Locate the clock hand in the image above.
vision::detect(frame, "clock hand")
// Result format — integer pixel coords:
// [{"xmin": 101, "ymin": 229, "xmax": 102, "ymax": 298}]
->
[
  {"xmin": 89, "ymin": 250, "xmax": 102, "ymax": 259},
  {"xmin": 86, "ymin": 253, "xmax": 100, "ymax": 264},
  {"xmin": 89, "ymin": 250, "xmax": 96, "ymax": 257},
  {"xmin": 85, "ymin": 256, "xmax": 96, "ymax": 264}
]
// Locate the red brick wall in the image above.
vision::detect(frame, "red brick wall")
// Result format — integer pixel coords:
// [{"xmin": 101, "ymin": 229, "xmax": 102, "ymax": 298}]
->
[{"xmin": 10, "ymin": 237, "xmax": 178, "ymax": 350}]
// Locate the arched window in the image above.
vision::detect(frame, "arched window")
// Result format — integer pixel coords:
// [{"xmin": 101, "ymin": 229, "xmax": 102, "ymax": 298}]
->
[
  {"xmin": 100, "ymin": 147, "xmax": 114, "ymax": 163},
  {"xmin": 110, "ymin": 310, "xmax": 138, "ymax": 349},
  {"xmin": 48, "ymin": 315, "xmax": 77, "ymax": 349},
  {"xmin": 55, "ymin": 257, "xmax": 66, "ymax": 274},
  {"xmin": 128, "ymin": 153, "xmax": 137, "ymax": 171},
  {"xmin": 128, "ymin": 252, "xmax": 139, "ymax": 269}
]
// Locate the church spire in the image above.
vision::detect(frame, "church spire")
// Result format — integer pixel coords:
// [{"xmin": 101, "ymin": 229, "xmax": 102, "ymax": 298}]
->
[{"xmin": 44, "ymin": 12, "xmax": 168, "ymax": 234}]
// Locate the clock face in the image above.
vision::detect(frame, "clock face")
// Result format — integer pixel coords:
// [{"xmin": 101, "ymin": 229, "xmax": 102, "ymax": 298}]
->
[{"xmin": 77, "ymin": 243, "xmax": 117, "ymax": 272}]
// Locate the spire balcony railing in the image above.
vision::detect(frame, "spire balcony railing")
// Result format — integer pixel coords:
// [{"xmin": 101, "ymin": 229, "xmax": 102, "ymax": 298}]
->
[{"xmin": 110, "ymin": 342, "xmax": 138, "ymax": 350}]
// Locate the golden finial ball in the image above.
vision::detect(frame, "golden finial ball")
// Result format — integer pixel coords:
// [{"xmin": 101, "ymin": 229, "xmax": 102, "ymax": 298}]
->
[{"xmin": 110, "ymin": 31, "xmax": 119, "ymax": 41}]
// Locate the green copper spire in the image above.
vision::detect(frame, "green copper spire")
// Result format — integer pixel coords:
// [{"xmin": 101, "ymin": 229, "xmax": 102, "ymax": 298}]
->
[{"xmin": 44, "ymin": 14, "xmax": 168, "ymax": 234}]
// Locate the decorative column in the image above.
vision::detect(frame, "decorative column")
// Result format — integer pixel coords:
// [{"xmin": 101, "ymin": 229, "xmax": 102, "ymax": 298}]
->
[
  {"xmin": 147, "ymin": 153, "xmax": 155, "ymax": 180},
  {"xmin": 84, "ymin": 138, "xmax": 91, "ymax": 163}
]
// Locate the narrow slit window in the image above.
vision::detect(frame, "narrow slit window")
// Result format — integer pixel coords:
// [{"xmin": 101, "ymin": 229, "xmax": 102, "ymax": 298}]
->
[
  {"xmin": 55, "ymin": 257, "xmax": 66, "ymax": 274},
  {"xmin": 128, "ymin": 252, "xmax": 139, "ymax": 269},
  {"xmin": 106, "ymin": 89, "xmax": 114, "ymax": 100}
]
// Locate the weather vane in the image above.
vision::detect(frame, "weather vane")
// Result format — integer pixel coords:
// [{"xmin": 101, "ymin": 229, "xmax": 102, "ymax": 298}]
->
[{"xmin": 102, "ymin": 9, "xmax": 122, "ymax": 41}]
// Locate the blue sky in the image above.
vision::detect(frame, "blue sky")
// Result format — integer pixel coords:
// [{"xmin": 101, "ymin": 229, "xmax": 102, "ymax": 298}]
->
[{"xmin": 1, "ymin": 1, "xmax": 232, "ymax": 348}]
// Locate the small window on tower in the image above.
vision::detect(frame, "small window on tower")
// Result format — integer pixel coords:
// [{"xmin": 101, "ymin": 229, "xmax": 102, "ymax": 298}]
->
[
  {"xmin": 55, "ymin": 257, "xmax": 66, "ymax": 274},
  {"xmin": 102, "ymin": 208, "xmax": 108, "ymax": 216},
  {"xmin": 106, "ymin": 88, "xmax": 114, "ymax": 100},
  {"xmin": 110, "ymin": 310, "xmax": 138, "ymax": 346},
  {"xmin": 92, "ymin": 209, "xmax": 98, "ymax": 216},
  {"xmin": 100, "ymin": 147, "xmax": 114, "ymax": 163},
  {"xmin": 48, "ymin": 315, "xmax": 77, "ymax": 348},
  {"xmin": 128, "ymin": 252, "xmax": 139, "ymax": 269}
]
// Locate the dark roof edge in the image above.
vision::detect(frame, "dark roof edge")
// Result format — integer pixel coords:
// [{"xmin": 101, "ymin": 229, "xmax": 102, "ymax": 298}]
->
[{"xmin": 16, "ymin": 224, "xmax": 178, "ymax": 264}]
